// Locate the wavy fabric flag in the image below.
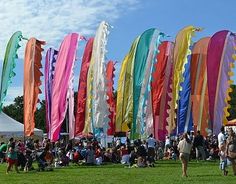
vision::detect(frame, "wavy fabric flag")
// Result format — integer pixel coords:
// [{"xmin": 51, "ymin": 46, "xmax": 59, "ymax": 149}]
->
[
  {"xmin": 177, "ymin": 49, "xmax": 193, "ymax": 134},
  {"xmin": 50, "ymin": 33, "xmax": 80, "ymax": 142},
  {"xmin": 24, "ymin": 38, "xmax": 45, "ymax": 136},
  {"xmin": 151, "ymin": 41, "xmax": 174, "ymax": 141},
  {"xmin": 92, "ymin": 22, "xmax": 110, "ymax": 132},
  {"xmin": 132, "ymin": 28, "xmax": 156, "ymax": 139},
  {"xmin": 106, "ymin": 61, "xmax": 116, "ymax": 135},
  {"xmin": 159, "ymin": 43, "xmax": 174, "ymax": 141},
  {"xmin": 0, "ymin": 31, "xmax": 22, "ymax": 112},
  {"xmin": 84, "ymin": 21, "xmax": 110, "ymax": 134},
  {"xmin": 68, "ymin": 68, "xmax": 75, "ymax": 140},
  {"xmin": 75, "ymin": 38, "xmax": 94, "ymax": 136},
  {"xmin": 115, "ymin": 37, "xmax": 140, "ymax": 132},
  {"xmin": 45, "ymin": 48, "xmax": 58, "ymax": 139},
  {"xmin": 207, "ymin": 31, "xmax": 236, "ymax": 134},
  {"xmin": 167, "ymin": 26, "xmax": 199, "ymax": 134},
  {"xmin": 191, "ymin": 37, "xmax": 210, "ymax": 137},
  {"xmin": 136, "ymin": 30, "xmax": 164, "ymax": 137}
]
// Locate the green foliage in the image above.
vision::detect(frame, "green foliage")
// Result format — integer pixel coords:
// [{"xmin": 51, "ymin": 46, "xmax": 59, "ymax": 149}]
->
[
  {"xmin": 1, "ymin": 91, "xmax": 79, "ymax": 133},
  {"xmin": 2, "ymin": 96, "xmax": 23, "ymax": 123},
  {"xmin": 35, "ymin": 100, "xmax": 46, "ymax": 132},
  {"xmin": 228, "ymin": 84, "xmax": 236, "ymax": 121},
  {"xmin": 2, "ymin": 96, "xmax": 46, "ymax": 132}
]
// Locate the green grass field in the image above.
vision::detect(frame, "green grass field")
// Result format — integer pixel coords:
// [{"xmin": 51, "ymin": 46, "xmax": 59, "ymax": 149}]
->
[{"xmin": 0, "ymin": 160, "xmax": 235, "ymax": 184}]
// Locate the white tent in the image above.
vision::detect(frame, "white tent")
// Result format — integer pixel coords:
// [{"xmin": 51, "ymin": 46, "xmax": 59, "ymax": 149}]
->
[{"xmin": 0, "ymin": 112, "xmax": 43, "ymax": 139}]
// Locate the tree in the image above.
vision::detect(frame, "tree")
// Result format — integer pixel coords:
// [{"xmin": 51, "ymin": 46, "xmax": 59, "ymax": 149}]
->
[
  {"xmin": 2, "ymin": 96, "xmax": 46, "ymax": 131},
  {"xmin": 2, "ymin": 96, "xmax": 24, "ymax": 123},
  {"xmin": 35, "ymin": 100, "xmax": 46, "ymax": 132},
  {"xmin": 228, "ymin": 84, "xmax": 236, "ymax": 121}
]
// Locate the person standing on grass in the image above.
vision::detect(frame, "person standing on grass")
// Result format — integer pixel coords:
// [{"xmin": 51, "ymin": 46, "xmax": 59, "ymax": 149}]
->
[
  {"xmin": 193, "ymin": 131, "xmax": 206, "ymax": 160},
  {"xmin": 218, "ymin": 126, "xmax": 228, "ymax": 176},
  {"xmin": 147, "ymin": 134, "xmax": 156, "ymax": 167},
  {"xmin": 178, "ymin": 133, "xmax": 192, "ymax": 177},
  {"xmin": 226, "ymin": 128, "xmax": 236, "ymax": 176},
  {"xmin": 6, "ymin": 142, "xmax": 19, "ymax": 174},
  {"xmin": 0, "ymin": 142, "xmax": 7, "ymax": 163}
]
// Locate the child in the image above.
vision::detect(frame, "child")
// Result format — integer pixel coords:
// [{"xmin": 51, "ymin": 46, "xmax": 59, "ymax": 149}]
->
[
  {"xmin": 6, "ymin": 142, "xmax": 19, "ymax": 174},
  {"xmin": 219, "ymin": 144, "xmax": 228, "ymax": 176}
]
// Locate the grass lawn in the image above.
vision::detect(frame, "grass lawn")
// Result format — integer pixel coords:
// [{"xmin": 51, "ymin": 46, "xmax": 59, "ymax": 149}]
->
[{"xmin": 0, "ymin": 160, "xmax": 235, "ymax": 184}]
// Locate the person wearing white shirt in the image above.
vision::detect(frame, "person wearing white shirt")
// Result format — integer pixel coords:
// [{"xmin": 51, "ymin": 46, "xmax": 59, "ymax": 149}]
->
[
  {"xmin": 178, "ymin": 133, "xmax": 192, "ymax": 177},
  {"xmin": 165, "ymin": 136, "xmax": 171, "ymax": 152},
  {"xmin": 218, "ymin": 126, "xmax": 226, "ymax": 149}
]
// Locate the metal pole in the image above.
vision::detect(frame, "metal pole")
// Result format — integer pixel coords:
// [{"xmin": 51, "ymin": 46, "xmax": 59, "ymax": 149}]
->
[{"xmin": 66, "ymin": 109, "xmax": 69, "ymax": 143}]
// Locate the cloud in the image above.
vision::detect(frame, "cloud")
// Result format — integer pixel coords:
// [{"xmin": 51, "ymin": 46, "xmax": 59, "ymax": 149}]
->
[
  {"xmin": 2, "ymin": 86, "xmax": 23, "ymax": 106},
  {"xmin": 0, "ymin": 0, "xmax": 139, "ymax": 60},
  {"xmin": 0, "ymin": 0, "xmax": 140, "ymax": 105}
]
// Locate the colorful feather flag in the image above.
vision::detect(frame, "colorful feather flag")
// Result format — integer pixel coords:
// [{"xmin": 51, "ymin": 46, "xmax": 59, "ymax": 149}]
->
[
  {"xmin": 50, "ymin": 33, "xmax": 82, "ymax": 142},
  {"xmin": 191, "ymin": 37, "xmax": 210, "ymax": 137},
  {"xmin": 75, "ymin": 38, "xmax": 94, "ymax": 136},
  {"xmin": 84, "ymin": 21, "xmax": 110, "ymax": 135},
  {"xmin": 24, "ymin": 38, "xmax": 45, "ymax": 136},
  {"xmin": 167, "ymin": 26, "xmax": 200, "ymax": 134},
  {"xmin": 106, "ymin": 61, "xmax": 116, "ymax": 135},
  {"xmin": 45, "ymin": 48, "xmax": 58, "ymax": 139},
  {"xmin": 0, "ymin": 31, "xmax": 22, "ymax": 112},
  {"xmin": 115, "ymin": 37, "xmax": 140, "ymax": 133},
  {"xmin": 151, "ymin": 41, "xmax": 174, "ymax": 141},
  {"xmin": 136, "ymin": 30, "xmax": 164, "ymax": 138},
  {"xmin": 132, "ymin": 28, "xmax": 156, "ymax": 139},
  {"xmin": 207, "ymin": 31, "xmax": 236, "ymax": 134},
  {"xmin": 177, "ymin": 48, "xmax": 193, "ymax": 134}
]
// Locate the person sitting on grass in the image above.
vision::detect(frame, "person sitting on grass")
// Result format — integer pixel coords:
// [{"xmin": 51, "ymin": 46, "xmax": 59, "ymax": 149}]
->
[
  {"xmin": 120, "ymin": 145, "xmax": 130, "ymax": 165},
  {"xmin": 178, "ymin": 133, "xmax": 192, "ymax": 177},
  {"xmin": 95, "ymin": 146, "xmax": 103, "ymax": 165},
  {"xmin": 157, "ymin": 147, "xmax": 164, "ymax": 160},
  {"xmin": 86, "ymin": 145, "xmax": 95, "ymax": 165},
  {"xmin": 111, "ymin": 147, "xmax": 120, "ymax": 163},
  {"xmin": 136, "ymin": 156, "xmax": 146, "ymax": 168},
  {"xmin": 136, "ymin": 140, "xmax": 147, "ymax": 167},
  {"xmin": 103, "ymin": 149, "xmax": 112, "ymax": 162}
]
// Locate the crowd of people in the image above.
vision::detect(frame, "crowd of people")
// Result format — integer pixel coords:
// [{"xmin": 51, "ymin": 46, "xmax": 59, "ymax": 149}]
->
[{"xmin": 0, "ymin": 126, "xmax": 236, "ymax": 177}]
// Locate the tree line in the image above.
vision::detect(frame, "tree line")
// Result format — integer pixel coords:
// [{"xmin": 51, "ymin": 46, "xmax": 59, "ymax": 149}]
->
[{"xmin": 2, "ymin": 85, "xmax": 236, "ymax": 132}]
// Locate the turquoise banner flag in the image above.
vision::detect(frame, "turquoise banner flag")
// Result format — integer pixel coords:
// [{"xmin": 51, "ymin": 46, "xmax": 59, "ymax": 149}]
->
[
  {"xmin": 132, "ymin": 28, "xmax": 155, "ymax": 139},
  {"xmin": 0, "ymin": 31, "xmax": 22, "ymax": 112}
]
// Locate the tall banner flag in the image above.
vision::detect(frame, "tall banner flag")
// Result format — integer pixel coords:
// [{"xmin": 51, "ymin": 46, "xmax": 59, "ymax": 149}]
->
[
  {"xmin": 207, "ymin": 31, "xmax": 236, "ymax": 134},
  {"xmin": 177, "ymin": 48, "xmax": 193, "ymax": 134},
  {"xmin": 45, "ymin": 48, "xmax": 58, "ymax": 139},
  {"xmin": 106, "ymin": 61, "xmax": 116, "ymax": 135},
  {"xmin": 24, "ymin": 38, "xmax": 45, "ymax": 136},
  {"xmin": 167, "ymin": 26, "xmax": 200, "ymax": 134},
  {"xmin": 0, "ymin": 31, "xmax": 22, "ymax": 112},
  {"xmin": 75, "ymin": 38, "xmax": 94, "ymax": 136},
  {"xmin": 84, "ymin": 21, "xmax": 110, "ymax": 135},
  {"xmin": 191, "ymin": 37, "xmax": 210, "ymax": 137},
  {"xmin": 132, "ymin": 28, "xmax": 156, "ymax": 139},
  {"xmin": 136, "ymin": 30, "xmax": 164, "ymax": 138},
  {"xmin": 50, "ymin": 33, "xmax": 82, "ymax": 142},
  {"xmin": 115, "ymin": 37, "xmax": 140, "ymax": 133},
  {"xmin": 151, "ymin": 41, "xmax": 174, "ymax": 140}
]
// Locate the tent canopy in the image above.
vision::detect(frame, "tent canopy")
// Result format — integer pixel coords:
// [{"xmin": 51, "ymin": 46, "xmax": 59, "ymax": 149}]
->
[
  {"xmin": 0, "ymin": 112, "xmax": 43, "ymax": 137},
  {"xmin": 226, "ymin": 119, "xmax": 236, "ymax": 126}
]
